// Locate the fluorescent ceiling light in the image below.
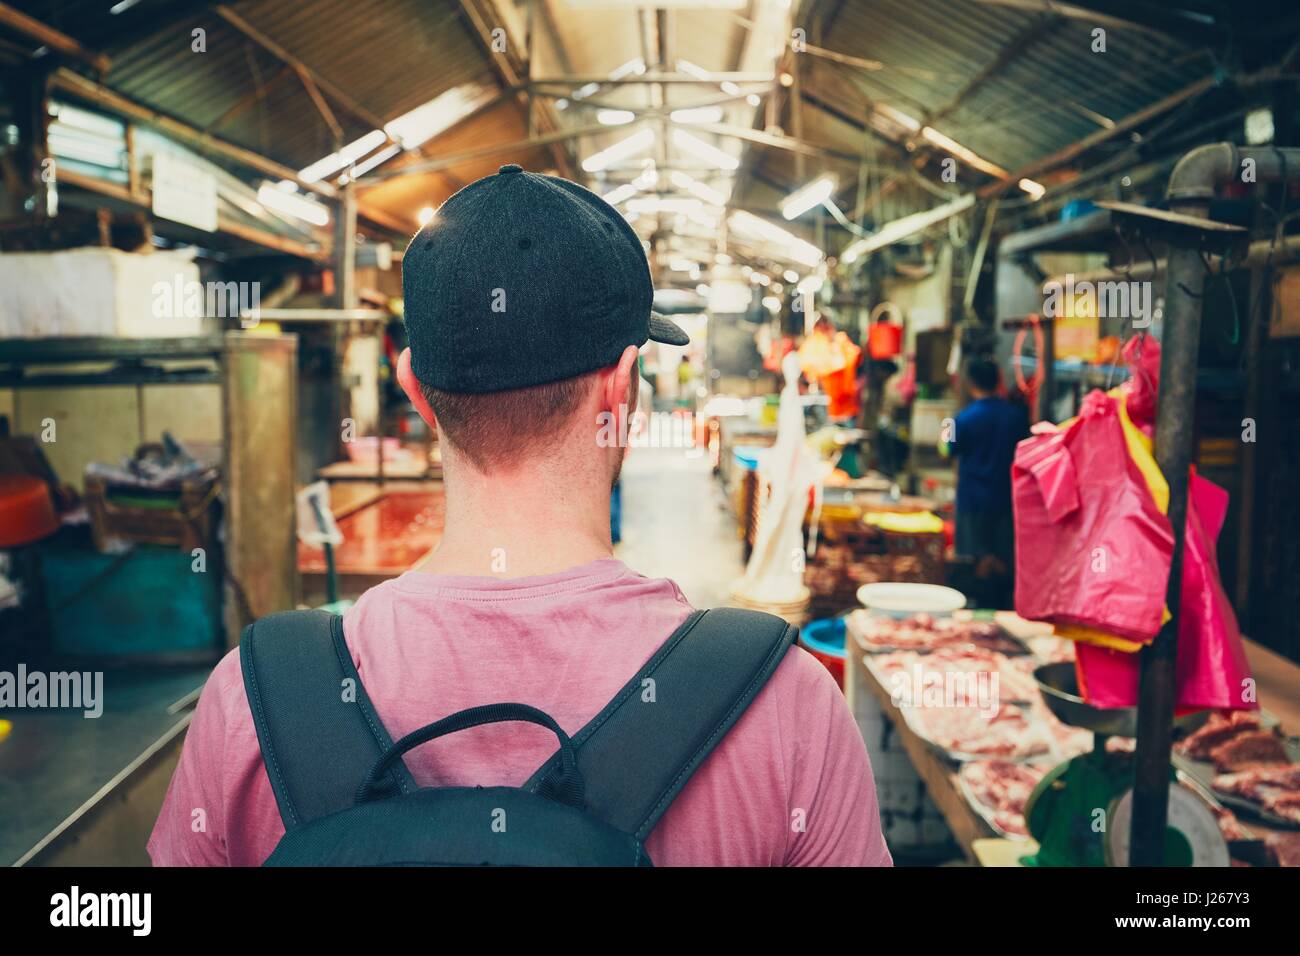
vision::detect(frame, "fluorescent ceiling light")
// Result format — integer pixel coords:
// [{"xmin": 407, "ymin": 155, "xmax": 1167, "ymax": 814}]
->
[
  {"xmin": 633, "ymin": 163, "xmax": 659, "ymax": 188},
  {"xmin": 670, "ymin": 171, "xmax": 728, "ymax": 206},
  {"xmin": 720, "ymin": 81, "xmax": 741, "ymax": 96},
  {"xmin": 671, "ymin": 129, "xmax": 738, "ymax": 171},
  {"xmin": 783, "ymin": 269, "xmax": 799, "ymax": 283},
  {"xmin": 746, "ymin": 94, "xmax": 761, "ymax": 107},
  {"xmin": 609, "ymin": 58, "xmax": 647, "ymax": 80},
  {"xmin": 602, "ymin": 183, "xmax": 640, "ymax": 205},
  {"xmin": 258, "ymin": 183, "xmax": 330, "ymax": 226},
  {"xmin": 877, "ymin": 104, "xmax": 922, "ymax": 134},
  {"xmin": 676, "ymin": 59, "xmax": 712, "ymax": 81},
  {"xmin": 669, "ymin": 257, "xmax": 697, "ymax": 272},
  {"xmin": 597, "ymin": 109, "xmax": 636, "ymax": 126},
  {"xmin": 728, "ymin": 210, "xmax": 822, "ymax": 268},
  {"xmin": 840, "ymin": 194, "xmax": 975, "ymax": 263},
  {"xmin": 573, "ymin": 82, "xmax": 600, "ymax": 100},
  {"xmin": 1019, "ymin": 178, "xmax": 1046, "ymax": 200},
  {"xmin": 298, "ymin": 129, "xmax": 387, "ymax": 183},
  {"xmin": 781, "ymin": 175, "xmax": 836, "ymax": 220},
  {"xmin": 417, "ymin": 206, "xmax": 436, "ymax": 226},
  {"xmin": 340, "ymin": 144, "xmax": 401, "ymax": 183},
  {"xmin": 385, "ymin": 83, "xmax": 497, "ymax": 150},
  {"xmin": 582, "ymin": 128, "xmax": 655, "ymax": 172},
  {"xmin": 919, "ymin": 126, "xmax": 1008, "ymax": 178},
  {"xmin": 670, "ymin": 106, "xmax": 724, "ymax": 124}
]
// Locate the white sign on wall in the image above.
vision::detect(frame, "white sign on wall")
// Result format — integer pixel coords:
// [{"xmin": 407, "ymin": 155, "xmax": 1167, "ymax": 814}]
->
[{"xmin": 151, "ymin": 151, "xmax": 217, "ymax": 232}]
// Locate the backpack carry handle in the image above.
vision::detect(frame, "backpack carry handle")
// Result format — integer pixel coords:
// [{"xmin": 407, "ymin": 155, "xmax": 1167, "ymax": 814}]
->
[{"xmin": 355, "ymin": 703, "xmax": 586, "ymax": 808}]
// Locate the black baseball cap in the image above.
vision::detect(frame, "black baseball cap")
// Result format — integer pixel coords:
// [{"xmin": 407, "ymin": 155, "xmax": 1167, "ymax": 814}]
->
[{"xmin": 403, "ymin": 163, "xmax": 690, "ymax": 393}]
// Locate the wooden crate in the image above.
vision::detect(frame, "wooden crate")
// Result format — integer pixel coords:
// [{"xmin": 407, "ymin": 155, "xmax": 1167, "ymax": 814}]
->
[{"xmin": 86, "ymin": 473, "xmax": 219, "ymax": 553}]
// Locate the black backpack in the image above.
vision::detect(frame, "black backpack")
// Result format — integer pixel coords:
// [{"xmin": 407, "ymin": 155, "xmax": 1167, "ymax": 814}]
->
[{"xmin": 239, "ymin": 606, "xmax": 795, "ymax": 866}]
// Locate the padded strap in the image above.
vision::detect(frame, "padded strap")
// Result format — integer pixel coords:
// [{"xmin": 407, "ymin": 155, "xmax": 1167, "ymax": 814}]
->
[
  {"xmin": 240, "ymin": 609, "xmax": 415, "ymax": 829},
  {"xmin": 524, "ymin": 607, "xmax": 795, "ymax": 840}
]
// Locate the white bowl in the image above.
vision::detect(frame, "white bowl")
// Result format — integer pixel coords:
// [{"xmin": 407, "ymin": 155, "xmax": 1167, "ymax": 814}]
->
[{"xmin": 856, "ymin": 582, "xmax": 967, "ymax": 617}]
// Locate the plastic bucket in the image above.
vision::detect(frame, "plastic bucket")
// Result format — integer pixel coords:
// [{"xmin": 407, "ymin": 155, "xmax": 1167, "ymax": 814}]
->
[{"xmin": 799, "ymin": 616, "xmax": 846, "ymax": 690}]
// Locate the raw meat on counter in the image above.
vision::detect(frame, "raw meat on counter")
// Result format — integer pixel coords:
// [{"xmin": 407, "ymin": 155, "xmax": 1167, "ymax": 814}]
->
[
  {"xmin": 871, "ymin": 646, "xmax": 1041, "ymax": 707},
  {"xmin": 958, "ymin": 760, "xmax": 1049, "ymax": 837},
  {"xmin": 1176, "ymin": 710, "xmax": 1261, "ymax": 760},
  {"xmin": 1213, "ymin": 765, "xmax": 1300, "ymax": 823},
  {"xmin": 909, "ymin": 704, "xmax": 1050, "ymax": 759},
  {"xmin": 1266, "ymin": 833, "xmax": 1300, "ymax": 867},
  {"xmin": 1027, "ymin": 697, "xmax": 1094, "ymax": 760},
  {"xmin": 1208, "ymin": 730, "xmax": 1290, "ymax": 773},
  {"xmin": 849, "ymin": 611, "xmax": 1024, "ymax": 654},
  {"xmin": 1263, "ymin": 791, "xmax": 1300, "ymax": 825}
]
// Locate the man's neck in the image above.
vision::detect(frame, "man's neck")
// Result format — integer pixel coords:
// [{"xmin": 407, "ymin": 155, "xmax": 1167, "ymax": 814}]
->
[{"xmin": 417, "ymin": 458, "xmax": 615, "ymax": 579}]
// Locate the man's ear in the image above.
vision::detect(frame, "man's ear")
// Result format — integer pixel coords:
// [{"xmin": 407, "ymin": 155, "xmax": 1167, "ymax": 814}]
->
[
  {"xmin": 397, "ymin": 348, "xmax": 438, "ymax": 429},
  {"xmin": 600, "ymin": 345, "xmax": 640, "ymax": 415}
]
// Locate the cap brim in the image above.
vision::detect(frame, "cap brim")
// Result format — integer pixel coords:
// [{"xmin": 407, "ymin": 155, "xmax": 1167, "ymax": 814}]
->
[{"xmin": 648, "ymin": 311, "xmax": 691, "ymax": 346}]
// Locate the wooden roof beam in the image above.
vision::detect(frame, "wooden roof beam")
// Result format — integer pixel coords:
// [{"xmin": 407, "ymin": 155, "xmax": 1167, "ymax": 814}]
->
[{"xmin": 0, "ymin": 2, "xmax": 109, "ymax": 73}]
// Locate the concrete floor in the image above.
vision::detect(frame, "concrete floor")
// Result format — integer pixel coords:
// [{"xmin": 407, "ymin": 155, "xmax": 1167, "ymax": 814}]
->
[{"xmin": 615, "ymin": 445, "xmax": 744, "ymax": 609}]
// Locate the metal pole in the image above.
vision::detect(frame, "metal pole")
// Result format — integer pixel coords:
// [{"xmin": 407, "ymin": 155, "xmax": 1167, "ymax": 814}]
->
[
  {"xmin": 1129, "ymin": 144, "xmax": 1300, "ymax": 864},
  {"xmin": 1130, "ymin": 237, "xmax": 1203, "ymax": 865}
]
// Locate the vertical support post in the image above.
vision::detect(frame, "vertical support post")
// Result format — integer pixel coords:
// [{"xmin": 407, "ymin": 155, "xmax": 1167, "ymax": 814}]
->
[
  {"xmin": 221, "ymin": 334, "xmax": 300, "ymax": 645},
  {"xmin": 1037, "ymin": 316, "xmax": 1055, "ymax": 422},
  {"xmin": 334, "ymin": 182, "xmax": 358, "ymax": 310},
  {"xmin": 1129, "ymin": 233, "xmax": 1205, "ymax": 865}
]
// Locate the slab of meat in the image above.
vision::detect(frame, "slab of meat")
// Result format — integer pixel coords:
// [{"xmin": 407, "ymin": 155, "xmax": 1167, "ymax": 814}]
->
[
  {"xmin": 1261, "ymin": 790, "xmax": 1300, "ymax": 825},
  {"xmin": 874, "ymin": 646, "xmax": 1039, "ymax": 708},
  {"xmin": 1213, "ymin": 764, "xmax": 1300, "ymax": 799},
  {"xmin": 1266, "ymin": 833, "xmax": 1300, "ymax": 867},
  {"xmin": 959, "ymin": 760, "xmax": 1049, "ymax": 836},
  {"xmin": 849, "ymin": 612, "xmax": 1020, "ymax": 654},
  {"xmin": 1176, "ymin": 710, "xmax": 1261, "ymax": 760},
  {"xmin": 1209, "ymin": 730, "xmax": 1289, "ymax": 773},
  {"xmin": 1209, "ymin": 804, "xmax": 1250, "ymax": 842},
  {"xmin": 910, "ymin": 704, "xmax": 1049, "ymax": 759}
]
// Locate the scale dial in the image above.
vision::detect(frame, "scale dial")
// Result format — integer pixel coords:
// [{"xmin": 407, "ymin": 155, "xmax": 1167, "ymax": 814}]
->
[{"xmin": 1106, "ymin": 785, "xmax": 1229, "ymax": 867}]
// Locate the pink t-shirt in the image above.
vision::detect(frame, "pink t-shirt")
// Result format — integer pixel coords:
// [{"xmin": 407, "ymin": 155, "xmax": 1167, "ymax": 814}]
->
[{"xmin": 148, "ymin": 559, "xmax": 891, "ymax": 866}]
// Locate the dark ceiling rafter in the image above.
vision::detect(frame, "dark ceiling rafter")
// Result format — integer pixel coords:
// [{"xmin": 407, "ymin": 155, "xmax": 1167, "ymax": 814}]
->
[
  {"xmin": 971, "ymin": 0, "xmax": 1222, "ymax": 47},
  {"xmin": 0, "ymin": 1, "xmax": 109, "ymax": 72},
  {"xmin": 903, "ymin": 13, "xmax": 1059, "ymax": 149},
  {"xmin": 213, "ymin": 5, "xmax": 393, "ymax": 147},
  {"xmin": 204, "ymin": 62, "xmax": 293, "ymax": 135}
]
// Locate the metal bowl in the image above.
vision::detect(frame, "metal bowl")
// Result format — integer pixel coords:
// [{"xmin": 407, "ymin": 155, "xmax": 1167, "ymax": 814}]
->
[{"xmin": 1034, "ymin": 662, "xmax": 1209, "ymax": 736}]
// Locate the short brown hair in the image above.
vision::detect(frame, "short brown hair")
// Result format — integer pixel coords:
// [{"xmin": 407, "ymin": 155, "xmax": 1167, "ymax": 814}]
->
[{"xmin": 419, "ymin": 373, "xmax": 597, "ymax": 471}]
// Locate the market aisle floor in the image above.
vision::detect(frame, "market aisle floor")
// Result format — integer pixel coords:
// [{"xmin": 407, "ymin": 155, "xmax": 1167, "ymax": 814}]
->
[{"xmin": 616, "ymin": 445, "xmax": 743, "ymax": 609}]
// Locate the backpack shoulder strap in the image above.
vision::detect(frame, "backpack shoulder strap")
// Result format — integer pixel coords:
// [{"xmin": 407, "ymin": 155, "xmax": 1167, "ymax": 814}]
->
[
  {"xmin": 524, "ymin": 607, "xmax": 795, "ymax": 841},
  {"xmin": 239, "ymin": 609, "xmax": 415, "ymax": 829}
]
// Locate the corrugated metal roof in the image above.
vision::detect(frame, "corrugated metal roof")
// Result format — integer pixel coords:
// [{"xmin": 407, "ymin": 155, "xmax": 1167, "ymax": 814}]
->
[
  {"xmin": 2, "ymin": 0, "xmax": 1284, "ymax": 244},
  {"xmin": 98, "ymin": 0, "xmax": 495, "ymax": 172},
  {"xmin": 806, "ymin": 0, "xmax": 1213, "ymax": 175}
]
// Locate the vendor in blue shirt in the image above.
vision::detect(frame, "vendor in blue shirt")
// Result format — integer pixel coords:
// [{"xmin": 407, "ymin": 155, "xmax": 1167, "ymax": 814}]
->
[{"xmin": 945, "ymin": 358, "xmax": 1030, "ymax": 574}]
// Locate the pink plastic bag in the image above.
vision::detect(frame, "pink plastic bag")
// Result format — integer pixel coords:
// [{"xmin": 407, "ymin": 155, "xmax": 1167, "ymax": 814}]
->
[
  {"xmin": 1012, "ymin": 390, "xmax": 1174, "ymax": 644},
  {"xmin": 1078, "ymin": 470, "xmax": 1257, "ymax": 711},
  {"xmin": 1118, "ymin": 334, "xmax": 1160, "ymax": 432}
]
